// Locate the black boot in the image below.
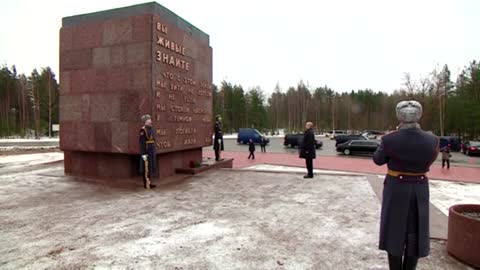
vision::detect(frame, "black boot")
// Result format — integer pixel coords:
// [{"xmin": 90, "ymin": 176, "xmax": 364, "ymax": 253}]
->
[
  {"xmin": 388, "ymin": 253, "xmax": 402, "ymax": 270},
  {"xmin": 403, "ymin": 256, "xmax": 418, "ymax": 270}
]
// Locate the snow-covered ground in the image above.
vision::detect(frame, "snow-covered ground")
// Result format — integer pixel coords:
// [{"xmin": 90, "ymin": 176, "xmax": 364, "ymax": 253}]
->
[
  {"xmin": 2, "ymin": 152, "xmax": 478, "ymax": 219},
  {"xmin": 0, "ymin": 167, "xmax": 472, "ymax": 269},
  {"xmin": 0, "ymin": 152, "xmax": 64, "ymax": 166},
  {"xmin": 0, "ymin": 137, "xmax": 59, "ymax": 142}
]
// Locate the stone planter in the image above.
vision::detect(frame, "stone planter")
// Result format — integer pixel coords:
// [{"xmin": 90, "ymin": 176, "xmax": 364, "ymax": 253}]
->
[{"xmin": 447, "ymin": 204, "xmax": 480, "ymax": 268}]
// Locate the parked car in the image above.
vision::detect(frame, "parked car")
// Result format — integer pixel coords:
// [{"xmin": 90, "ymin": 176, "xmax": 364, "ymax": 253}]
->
[
  {"xmin": 335, "ymin": 134, "xmax": 368, "ymax": 146},
  {"xmin": 237, "ymin": 128, "xmax": 269, "ymax": 144},
  {"xmin": 361, "ymin": 130, "xmax": 385, "ymax": 139},
  {"xmin": 326, "ymin": 130, "xmax": 346, "ymax": 139},
  {"xmin": 283, "ymin": 133, "xmax": 323, "ymax": 149},
  {"xmin": 336, "ymin": 140, "xmax": 380, "ymax": 156},
  {"xmin": 460, "ymin": 141, "xmax": 480, "ymax": 156}
]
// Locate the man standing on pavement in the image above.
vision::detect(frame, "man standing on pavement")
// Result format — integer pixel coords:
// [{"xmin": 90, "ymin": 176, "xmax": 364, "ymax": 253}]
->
[
  {"xmin": 300, "ymin": 121, "xmax": 316, "ymax": 178},
  {"xmin": 260, "ymin": 137, "xmax": 267, "ymax": 153},
  {"xmin": 440, "ymin": 144, "xmax": 451, "ymax": 169},
  {"xmin": 373, "ymin": 100, "xmax": 439, "ymax": 270},
  {"xmin": 213, "ymin": 115, "xmax": 224, "ymax": 161},
  {"xmin": 139, "ymin": 114, "xmax": 157, "ymax": 189}
]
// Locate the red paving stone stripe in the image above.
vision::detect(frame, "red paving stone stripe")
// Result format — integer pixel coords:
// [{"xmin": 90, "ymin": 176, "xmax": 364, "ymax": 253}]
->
[{"xmin": 204, "ymin": 150, "xmax": 480, "ymax": 184}]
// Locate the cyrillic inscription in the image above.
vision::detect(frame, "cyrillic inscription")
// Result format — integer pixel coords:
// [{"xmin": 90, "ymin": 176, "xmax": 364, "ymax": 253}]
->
[
  {"xmin": 156, "ymin": 129, "xmax": 167, "ymax": 136},
  {"xmin": 155, "ymin": 51, "xmax": 190, "ymax": 71},
  {"xmin": 157, "ymin": 36, "xmax": 186, "ymax": 56},
  {"xmin": 168, "ymin": 115, "xmax": 192, "ymax": 122},
  {"xmin": 170, "ymin": 105, "xmax": 190, "ymax": 113},
  {"xmin": 184, "ymin": 138, "xmax": 197, "ymax": 145},
  {"xmin": 156, "ymin": 22, "xmax": 168, "ymax": 34},
  {"xmin": 193, "ymin": 108, "xmax": 205, "ymax": 114},
  {"xmin": 176, "ymin": 128, "xmax": 197, "ymax": 135},
  {"xmin": 156, "ymin": 104, "xmax": 166, "ymax": 112},
  {"xmin": 157, "ymin": 140, "xmax": 172, "ymax": 149}
]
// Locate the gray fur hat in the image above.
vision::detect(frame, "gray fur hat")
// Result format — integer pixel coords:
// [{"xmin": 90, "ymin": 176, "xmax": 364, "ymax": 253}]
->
[
  {"xmin": 396, "ymin": 100, "xmax": 422, "ymax": 123},
  {"xmin": 141, "ymin": 114, "xmax": 151, "ymax": 123}
]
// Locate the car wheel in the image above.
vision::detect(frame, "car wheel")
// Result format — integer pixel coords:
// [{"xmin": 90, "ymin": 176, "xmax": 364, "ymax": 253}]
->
[{"xmin": 343, "ymin": 149, "xmax": 351, "ymax": 155}]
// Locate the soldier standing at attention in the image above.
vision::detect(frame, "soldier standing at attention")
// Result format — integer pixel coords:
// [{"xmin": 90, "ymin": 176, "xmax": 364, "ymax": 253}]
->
[
  {"xmin": 373, "ymin": 100, "xmax": 439, "ymax": 270},
  {"xmin": 139, "ymin": 114, "xmax": 157, "ymax": 189},
  {"xmin": 213, "ymin": 115, "xmax": 224, "ymax": 161}
]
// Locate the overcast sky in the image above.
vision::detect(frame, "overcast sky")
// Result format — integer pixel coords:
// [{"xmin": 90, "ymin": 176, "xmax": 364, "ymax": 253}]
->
[{"xmin": 0, "ymin": 0, "xmax": 478, "ymax": 94}]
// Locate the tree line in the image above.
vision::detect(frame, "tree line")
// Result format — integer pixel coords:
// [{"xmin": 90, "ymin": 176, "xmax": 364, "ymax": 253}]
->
[
  {"xmin": 1, "ymin": 59, "xmax": 478, "ymax": 140},
  {"xmin": 0, "ymin": 65, "xmax": 59, "ymax": 138},
  {"xmin": 213, "ymin": 60, "xmax": 480, "ymax": 139}
]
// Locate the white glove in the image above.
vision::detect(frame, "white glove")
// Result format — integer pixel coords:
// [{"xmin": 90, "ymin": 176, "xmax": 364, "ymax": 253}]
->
[{"xmin": 142, "ymin": 155, "xmax": 148, "ymax": 161}]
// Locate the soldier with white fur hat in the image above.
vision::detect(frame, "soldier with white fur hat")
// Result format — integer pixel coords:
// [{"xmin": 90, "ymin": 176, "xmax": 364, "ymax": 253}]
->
[{"xmin": 373, "ymin": 100, "xmax": 439, "ymax": 270}]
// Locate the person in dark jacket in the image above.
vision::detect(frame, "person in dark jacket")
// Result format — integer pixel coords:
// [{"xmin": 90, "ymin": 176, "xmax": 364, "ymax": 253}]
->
[
  {"xmin": 139, "ymin": 114, "xmax": 157, "ymax": 189},
  {"xmin": 248, "ymin": 139, "xmax": 255, "ymax": 159},
  {"xmin": 213, "ymin": 115, "xmax": 224, "ymax": 161},
  {"xmin": 260, "ymin": 137, "xmax": 267, "ymax": 153},
  {"xmin": 373, "ymin": 100, "xmax": 439, "ymax": 270},
  {"xmin": 300, "ymin": 122, "xmax": 316, "ymax": 178}
]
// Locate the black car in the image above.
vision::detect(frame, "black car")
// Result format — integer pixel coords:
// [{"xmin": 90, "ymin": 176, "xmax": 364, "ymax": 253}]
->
[
  {"xmin": 335, "ymin": 134, "xmax": 368, "ymax": 146},
  {"xmin": 461, "ymin": 141, "xmax": 480, "ymax": 156},
  {"xmin": 284, "ymin": 134, "xmax": 323, "ymax": 149},
  {"xmin": 336, "ymin": 140, "xmax": 380, "ymax": 156}
]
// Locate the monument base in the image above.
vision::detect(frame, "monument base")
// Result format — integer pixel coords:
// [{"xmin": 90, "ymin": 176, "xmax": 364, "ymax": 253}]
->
[
  {"xmin": 175, "ymin": 158, "xmax": 234, "ymax": 175},
  {"xmin": 64, "ymin": 148, "xmax": 203, "ymax": 180}
]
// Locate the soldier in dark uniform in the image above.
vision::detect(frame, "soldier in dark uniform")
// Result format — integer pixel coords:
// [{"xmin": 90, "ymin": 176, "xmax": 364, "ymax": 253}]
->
[
  {"xmin": 139, "ymin": 114, "xmax": 157, "ymax": 189},
  {"xmin": 300, "ymin": 121, "xmax": 316, "ymax": 178},
  {"xmin": 213, "ymin": 115, "xmax": 224, "ymax": 161},
  {"xmin": 373, "ymin": 100, "xmax": 439, "ymax": 270}
]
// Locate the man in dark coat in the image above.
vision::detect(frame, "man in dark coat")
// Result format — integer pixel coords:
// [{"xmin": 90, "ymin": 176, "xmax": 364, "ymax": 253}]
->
[
  {"xmin": 248, "ymin": 139, "xmax": 255, "ymax": 159},
  {"xmin": 300, "ymin": 121, "xmax": 316, "ymax": 178},
  {"xmin": 260, "ymin": 137, "xmax": 267, "ymax": 153},
  {"xmin": 213, "ymin": 115, "xmax": 224, "ymax": 161},
  {"xmin": 139, "ymin": 114, "xmax": 157, "ymax": 189},
  {"xmin": 373, "ymin": 100, "xmax": 439, "ymax": 270}
]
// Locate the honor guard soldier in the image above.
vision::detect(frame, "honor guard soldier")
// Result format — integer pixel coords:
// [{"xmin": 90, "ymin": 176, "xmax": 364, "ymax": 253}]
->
[
  {"xmin": 373, "ymin": 100, "xmax": 439, "ymax": 270},
  {"xmin": 213, "ymin": 115, "xmax": 224, "ymax": 161},
  {"xmin": 139, "ymin": 114, "xmax": 157, "ymax": 189}
]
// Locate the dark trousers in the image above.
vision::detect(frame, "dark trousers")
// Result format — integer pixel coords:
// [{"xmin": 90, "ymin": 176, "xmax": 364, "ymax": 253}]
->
[
  {"xmin": 442, "ymin": 159, "xmax": 450, "ymax": 169},
  {"xmin": 261, "ymin": 145, "xmax": 266, "ymax": 152},
  {"xmin": 305, "ymin": 158, "xmax": 313, "ymax": 176},
  {"xmin": 215, "ymin": 149, "xmax": 220, "ymax": 161},
  {"xmin": 248, "ymin": 151, "xmax": 255, "ymax": 159}
]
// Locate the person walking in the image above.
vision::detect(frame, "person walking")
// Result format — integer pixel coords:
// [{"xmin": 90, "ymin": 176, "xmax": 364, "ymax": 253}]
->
[
  {"xmin": 373, "ymin": 100, "xmax": 439, "ymax": 270},
  {"xmin": 300, "ymin": 122, "xmax": 316, "ymax": 178},
  {"xmin": 139, "ymin": 114, "xmax": 157, "ymax": 189},
  {"xmin": 248, "ymin": 139, "xmax": 255, "ymax": 159},
  {"xmin": 441, "ymin": 144, "xmax": 451, "ymax": 169}
]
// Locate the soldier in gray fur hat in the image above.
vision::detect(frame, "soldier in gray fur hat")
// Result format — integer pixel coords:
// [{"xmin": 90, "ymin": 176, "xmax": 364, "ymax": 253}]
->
[
  {"xmin": 373, "ymin": 100, "xmax": 439, "ymax": 270},
  {"xmin": 139, "ymin": 114, "xmax": 157, "ymax": 189}
]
